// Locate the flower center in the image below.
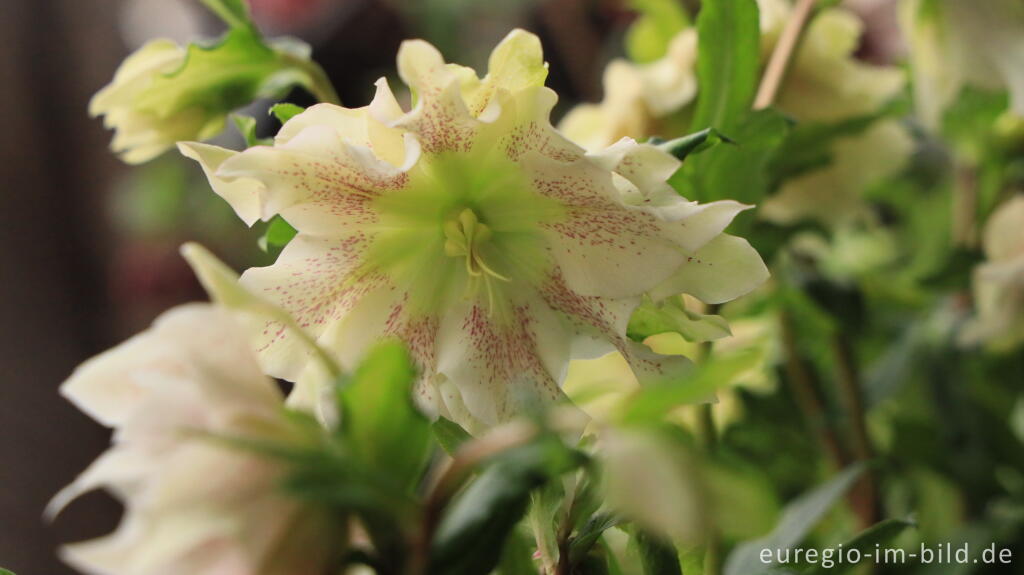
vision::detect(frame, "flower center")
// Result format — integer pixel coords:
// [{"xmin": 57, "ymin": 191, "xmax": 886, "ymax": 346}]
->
[
  {"xmin": 443, "ymin": 208, "xmax": 511, "ymax": 313},
  {"xmin": 443, "ymin": 208, "xmax": 509, "ymax": 282}
]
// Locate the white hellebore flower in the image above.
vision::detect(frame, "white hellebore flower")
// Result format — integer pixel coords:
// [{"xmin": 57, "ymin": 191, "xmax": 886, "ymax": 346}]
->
[
  {"xmin": 961, "ymin": 196, "xmax": 1024, "ymax": 351},
  {"xmin": 559, "ymin": 0, "xmax": 912, "ymax": 228},
  {"xmin": 901, "ymin": 0, "xmax": 1024, "ymax": 130},
  {"xmin": 180, "ymin": 30, "xmax": 769, "ymax": 432},
  {"xmin": 49, "ymin": 305, "xmax": 341, "ymax": 575}
]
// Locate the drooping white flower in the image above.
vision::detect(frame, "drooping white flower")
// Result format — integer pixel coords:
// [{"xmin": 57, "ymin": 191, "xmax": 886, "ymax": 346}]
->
[
  {"xmin": 180, "ymin": 29, "xmax": 769, "ymax": 432},
  {"xmin": 558, "ymin": 0, "xmax": 912, "ymax": 228},
  {"xmin": 901, "ymin": 0, "xmax": 1024, "ymax": 130},
  {"xmin": 92, "ymin": 23, "xmax": 335, "ymax": 164},
  {"xmin": 961, "ymin": 196, "xmax": 1024, "ymax": 351},
  {"xmin": 558, "ymin": 29, "xmax": 698, "ymax": 152},
  {"xmin": 49, "ymin": 305, "xmax": 342, "ymax": 575}
]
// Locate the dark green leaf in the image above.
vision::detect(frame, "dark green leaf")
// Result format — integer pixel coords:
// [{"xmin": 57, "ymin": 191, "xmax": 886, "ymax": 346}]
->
[
  {"xmin": 625, "ymin": 0, "xmax": 691, "ymax": 63},
  {"xmin": 1, "ymin": 568, "xmax": 16, "ymax": 575},
  {"xmin": 271, "ymin": 102, "xmax": 307, "ymax": 124},
  {"xmin": 339, "ymin": 341, "xmax": 430, "ymax": 490},
  {"xmin": 569, "ymin": 513, "xmax": 622, "ymax": 564},
  {"xmin": 691, "ymin": 0, "xmax": 760, "ymax": 132},
  {"xmin": 724, "ymin": 466, "xmax": 864, "ymax": 575},
  {"xmin": 432, "ymin": 417, "xmax": 473, "ymax": 455},
  {"xmin": 633, "ymin": 530, "xmax": 683, "ymax": 575},
  {"xmin": 429, "ymin": 438, "xmax": 586, "ymax": 575},
  {"xmin": 802, "ymin": 518, "xmax": 915, "ymax": 575},
  {"xmin": 672, "ymin": 110, "xmax": 791, "ymax": 228},
  {"xmin": 656, "ymin": 128, "xmax": 734, "ymax": 162}
]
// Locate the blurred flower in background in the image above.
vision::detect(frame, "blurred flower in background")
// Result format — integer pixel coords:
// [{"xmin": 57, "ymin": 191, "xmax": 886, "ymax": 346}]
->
[{"xmin": 961, "ymin": 195, "xmax": 1024, "ymax": 351}]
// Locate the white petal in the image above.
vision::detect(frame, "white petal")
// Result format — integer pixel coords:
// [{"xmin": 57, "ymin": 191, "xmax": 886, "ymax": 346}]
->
[
  {"xmin": 650, "ymin": 234, "xmax": 770, "ymax": 303},
  {"xmin": 178, "ymin": 142, "xmax": 263, "ymax": 226}
]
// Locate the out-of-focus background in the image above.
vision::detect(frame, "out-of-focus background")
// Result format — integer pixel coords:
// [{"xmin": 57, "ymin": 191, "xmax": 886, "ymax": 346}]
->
[{"xmin": 0, "ymin": 0, "xmax": 904, "ymax": 572}]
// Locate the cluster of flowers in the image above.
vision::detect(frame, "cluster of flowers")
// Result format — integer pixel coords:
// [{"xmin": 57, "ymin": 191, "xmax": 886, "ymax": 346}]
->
[{"xmin": 48, "ymin": 0, "xmax": 1024, "ymax": 572}]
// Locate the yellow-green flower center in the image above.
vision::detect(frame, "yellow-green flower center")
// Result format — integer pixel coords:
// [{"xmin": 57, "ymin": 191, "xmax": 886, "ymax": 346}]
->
[{"xmin": 443, "ymin": 209, "xmax": 509, "ymax": 281}]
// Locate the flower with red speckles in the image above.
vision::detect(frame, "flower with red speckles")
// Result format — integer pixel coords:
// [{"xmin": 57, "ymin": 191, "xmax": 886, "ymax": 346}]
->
[{"xmin": 179, "ymin": 29, "xmax": 769, "ymax": 432}]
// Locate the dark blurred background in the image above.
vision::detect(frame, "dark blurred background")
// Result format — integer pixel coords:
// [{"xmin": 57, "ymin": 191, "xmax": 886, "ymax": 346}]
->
[{"xmin": 0, "ymin": 0, "xmax": 901, "ymax": 572}]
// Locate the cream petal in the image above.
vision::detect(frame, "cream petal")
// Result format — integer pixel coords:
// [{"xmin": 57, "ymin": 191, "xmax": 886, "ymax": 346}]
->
[
  {"xmin": 433, "ymin": 294, "xmax": 571, "ymax": 427},
  {"xmin": 89, "ymin": 39, "xmax": 184, "ymax": 116},
  {"xmin": 525, "ymin": 152, "xmax": 689, "ymax": 298},
  {"xmin": 216, "ymin": 124, "xmax": 409, "ymax": 229},
  {"xmin": 235, "ymin": 235, "xmax": 379, "ymax": 381},
  {"xmin": 761, "ymin": 120, "xmax": 912, "ymax": 226},
  {"xmin": 650, "ymin": 234, "xmax": 770, "ymax": 303},
  {"xmin": 982, "ymin": 196, "xmax": 1024, "ymax": 262},
  {"xmin": 275, "ymin": 100, "xmax": 410, "ymax": 170},
  {"xmin": 777, "ymin": 9, "xmax": 905, "ymax": 123},
  {"xmin": 178, "ymin": 142, "xmax": 264, "ymax": 226}
]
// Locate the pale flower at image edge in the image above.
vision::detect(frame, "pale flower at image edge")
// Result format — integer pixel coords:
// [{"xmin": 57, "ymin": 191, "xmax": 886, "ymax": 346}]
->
[
  {"xmin": 179, "ymin": 29, "xmax": 770, "ymax": 433},
  {"xmin": 47, "ymin": 304, "xmax": 340, "ymax": 575}
]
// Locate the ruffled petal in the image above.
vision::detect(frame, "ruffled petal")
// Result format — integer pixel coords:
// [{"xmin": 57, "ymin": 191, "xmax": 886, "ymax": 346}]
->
[
  {"xmin": 433, "ymin": 294, "xmax": 571, "ymax": 429},
  {"xmin": 214, "ymin": 124, "xmax": 411, "ymax": 230},
  {"xmin": 178, "ymin": 142, "xmax": 263, "ymax": 225},
  {"xmin": 650, "ymin": 234, "xmax": 770, "ymax": 303}
]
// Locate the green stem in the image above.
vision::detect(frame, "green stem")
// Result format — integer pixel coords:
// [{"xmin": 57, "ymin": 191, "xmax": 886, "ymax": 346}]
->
[{"xmin": 695, "ymin": 304, "xmax": 721, "ymax": 575}]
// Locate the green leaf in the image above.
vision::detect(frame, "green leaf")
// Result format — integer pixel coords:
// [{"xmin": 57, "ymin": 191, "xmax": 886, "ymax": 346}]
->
[
  {"xmin": 801, "ymin": 519, "xmax": 915, "ymax": 575},
  {"xmin": 199, "ymin": 0, "xmax": 254, "ymax": 31},
  {"xmin": 231, "ymin": 114, "xmax": 271, "ymax": 147},
  {"xmin": 632, "ymin": 530, "xmax": 683, "ymax": 575},
  {"xmin": 569, "ymin": 513, "xmax": 622, "ymax": 564},
  {"xmin": 498, "ymin": 528, "xmax": 541, "ymax": 575},
  {"xmin": 723, "ymin": 466, "xmax": 864, "ymax": 575},
  {"xmin": 672, "ymin": 109, "xmax": 791, "ymax": 224},
  {"xmin": 271, "ymin": 102, "xmax": 307, "ymax": 124},
  {"xmin": 258, "ymin": 215, "xmax": 298, "ymax": 254},
  {"xmin": 429, "ymin": 438, "xmax": 586, "ymax": 575},
  {"xmin": 768, "ymin": 106, "xmax": 905, "ymax": 186},
  {"xmin": 432, "ymin": 416, "xmax": 473, "ymax": 455},
  {"xmin": 339, "ymin": 341, "xmax": 430, "ymax": 490},
  {"xmin": 136, "ymin": 27, "xmax": 328, "ymax": 131},
  {"xmin": 619, "ymin": 349, "xmax": 761, "ymax": 424},
  {"xmin": 691, "ymin": 0, "xmax": 760, "ymax": 132},
  {"xmin": 625, "ymin": 0, "xmax": 691, "ymax": 63},
  {"xmin": 627, "ymin": 296, "xmax": 731, "ymax": 343},
  {"xmin": 656, "ymin": 128, "xmax": 734, "ymax": 162},
  {"xmin": 1, "ymin": 568, "xmax": 16, "ymax": 575}
]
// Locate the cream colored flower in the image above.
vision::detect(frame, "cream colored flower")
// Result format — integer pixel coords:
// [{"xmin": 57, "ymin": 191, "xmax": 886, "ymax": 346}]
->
[
  {"xmin": 961, "ymin": 196, "xmax": 1024, "ymax": 351},
  {"xmin": 49, "ymin": 305, "xmax": 341, "ymax": 575},
  {"xmin": 761, "ymin": 121, "xmax": 913, "ymax": 226},
  {"xmin": 558, "ymin": 29, "xmax": 698, "ymax": 151},
  {"xmin": 756, "ymin": 0, "xmax": 912, "ymax": 226},
  {"xmin": 901, "ymin": 0, "xmax": 1024, "ymax": 130},
  {"xmin": 180, "ymin": 29, "xmax": 769, "ymax": 432},
  {"xmin": 93, "ymin": 30, "xmax": 334, "ymax": 164},
  {"xmin": 559, "ymin": 0, "xmax": 911, "ymax": 227}
]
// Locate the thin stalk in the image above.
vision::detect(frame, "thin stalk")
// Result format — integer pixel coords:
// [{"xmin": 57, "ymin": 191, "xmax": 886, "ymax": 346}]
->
[
  {"xmin": 832, "ymin": 333, "xmax": 878, "ymax": 528},
  {"xmin": 695, "ymin": 304, "xmax": 722, "ymax": 575},
  {"xmin": 952, "ymin": 161, "xmax": 979, "ymax": 249},
  {"xmin": 753, "ymin": 0, "xmax": 817, "ymax": 110},
  {"xmin": 779, "ymin": 311, "xmax": 849, "ymax": 470}
]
